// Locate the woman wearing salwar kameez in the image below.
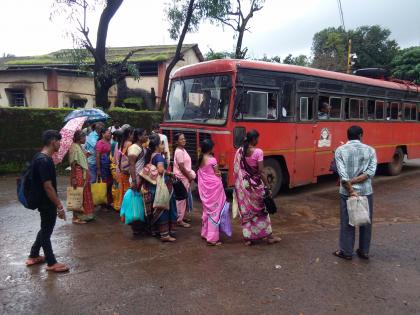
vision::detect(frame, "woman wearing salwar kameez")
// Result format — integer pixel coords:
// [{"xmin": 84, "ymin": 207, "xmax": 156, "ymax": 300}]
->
[
  {"xmin": 197, "ymin": 139, "xmax": 229, "ymax": 246},
  {"xmin": 69, "ymin": 131, "xmax": 95, "ymax": 224},
  {"xmin": 233, "ymin": 129, "xmax": 281, "ymax": 246}
]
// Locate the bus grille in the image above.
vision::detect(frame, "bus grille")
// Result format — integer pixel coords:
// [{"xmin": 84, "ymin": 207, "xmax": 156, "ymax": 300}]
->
[{"xmin": 161, "ymin": 129, "xmax": 212, "ymax": 166}]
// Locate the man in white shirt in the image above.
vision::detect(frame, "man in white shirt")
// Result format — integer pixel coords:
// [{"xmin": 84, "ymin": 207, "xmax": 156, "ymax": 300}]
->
[{"xmin": 151, "ymin": 123, "xmax": 170, "ymax": 166}]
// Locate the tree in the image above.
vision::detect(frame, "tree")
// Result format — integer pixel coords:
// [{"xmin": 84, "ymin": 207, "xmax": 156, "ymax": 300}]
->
[
  {"xmin": 205, "ymin": 48, "xmax": 235, "ymax": 60},
  {"xmin": 161, "ymin": 0, "xmax": 227, "ymax": 110},
  {"xmin": 349, "ymin": 25, "xmax": 399, "ymax": 70},
  {"xmin": 311, "ymin": 25, "xmax": 400, "ymax": 73},
  {"xmin": 256, "ymin": 54, "xmax": 281, "ymax": 63},
  {"xmin": 214, "ymin": 0, "xmax": 265, "ymax": 59},
  {"xmin": 53, "ymin": 0, "xmax": 140, "ymax": 109},
  {"xmin": 283, "ymin": 54, "xmax": 310, "ymax": 66},
  {"xmin": 311, "ymin": 27, "xmax": 347, "ymax": 72},
  {"xmin": 391, "ymin": 46, "xmax": 420, "ymax": 84}
]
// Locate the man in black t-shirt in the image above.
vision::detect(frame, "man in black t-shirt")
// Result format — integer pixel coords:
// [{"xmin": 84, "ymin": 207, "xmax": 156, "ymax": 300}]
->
[{"xmin": 25, "ymin": 130, "xmax": 69, "ymax": 272}]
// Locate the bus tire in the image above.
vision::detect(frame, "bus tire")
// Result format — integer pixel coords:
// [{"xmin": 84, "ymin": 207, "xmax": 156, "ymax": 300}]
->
[
  {"xmin": 264, "ymin": 158, "xmax": 282, "ymax": 196},
  {"xmin": 386, "ymin": 147, "xmax": 404, "ymax": 176}
]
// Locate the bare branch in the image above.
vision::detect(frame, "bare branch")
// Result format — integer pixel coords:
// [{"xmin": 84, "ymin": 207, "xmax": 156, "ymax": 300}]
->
[{"xmin": 119, "ymin": 48, "xmax": 144, "ymax": 66}]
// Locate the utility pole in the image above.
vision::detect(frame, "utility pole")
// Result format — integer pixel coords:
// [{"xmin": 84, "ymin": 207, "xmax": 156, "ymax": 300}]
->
[{"xmin": 347, "ymin": 38, "xmax": 352, "ymax": 74}]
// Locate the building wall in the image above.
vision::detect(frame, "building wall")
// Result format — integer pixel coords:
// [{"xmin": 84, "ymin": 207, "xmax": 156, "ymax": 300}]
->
[
  {"xmin": 56, "ymin": 75, "xmax": 96, "ymax": 108},
  {"xmin": 125, "ymin": 76, "xmax": 158, "ymax": 93},
  {"xmin": 167, "ymin": 48, "xmax": 201, "ymax": 76},
  {"xmin": 0, "ymin": 72, "xmax": 49, "ymax": 108}
]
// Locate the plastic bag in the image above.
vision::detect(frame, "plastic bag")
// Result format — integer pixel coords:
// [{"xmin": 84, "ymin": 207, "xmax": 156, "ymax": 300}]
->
[
  {"xmin": 232, "ymin": 192, "xmax": 239, "ymax": 219},
  {"xmin": 153, "ymin": 175, "xmax": 171, "ymax": 210},
  {"xmin": 120, "ymin": 189, "xmax": 145, "ymax": 225},
  {"xmin": 347, "ymin": 196, "xmax": 370, "ymax": 227},
  {"xmin": 219, "ymin": 202, "xmax": 232, "ymax": 237},
  {"xmin": 66, "ymin": 187, "xmax": 83, "ymax": 211},
  {"xmin": 91, "ymin": 179, "xmax": 107, "ymax": 205}
]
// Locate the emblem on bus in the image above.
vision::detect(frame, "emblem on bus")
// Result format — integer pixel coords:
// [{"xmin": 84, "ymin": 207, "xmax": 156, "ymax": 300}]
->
[{"xmin": 318, "ymin": 128, "xmax": 332, "ymax": 148}]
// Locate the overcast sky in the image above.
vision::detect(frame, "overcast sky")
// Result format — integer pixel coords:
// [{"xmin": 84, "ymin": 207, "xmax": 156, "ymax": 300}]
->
[{"xmin": 1, "ymin": 0, "xmax": 419, "ymax": 59}]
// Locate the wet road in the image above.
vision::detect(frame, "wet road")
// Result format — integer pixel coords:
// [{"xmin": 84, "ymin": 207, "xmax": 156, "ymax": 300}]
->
[{"xmin": 1, "ymin": 161, "xmax": 420, "ymax": 314}]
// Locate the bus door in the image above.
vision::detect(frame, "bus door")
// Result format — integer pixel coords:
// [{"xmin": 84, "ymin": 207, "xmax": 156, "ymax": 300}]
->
[
  {"xmin": 293, "ymin": 94, "xmax": 317, "ymax": 186},
  {"xmin": 313, "ymin": 96, "xmax": 342, "ymax": 176}
]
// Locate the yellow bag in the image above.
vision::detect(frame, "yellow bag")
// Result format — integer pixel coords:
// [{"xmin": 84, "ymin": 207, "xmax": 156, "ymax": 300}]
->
[
  {"xmin": 112, "ymin": 183, "xmax": 120, "ymax": 210},
  {"xmin": 66, "ymin": 187, "xmax": 84, "ymax": 212},
  {"xmin": 91, "ymin": 179, "xmax": 107, "ymax": 205}
]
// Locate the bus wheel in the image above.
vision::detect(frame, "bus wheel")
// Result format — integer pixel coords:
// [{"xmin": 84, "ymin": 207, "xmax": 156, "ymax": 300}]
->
[
  {"xmin": 386, "ymin": 147, "xmax": 404, "ymax": 176},
  {"xmin": 264, "ymin": 158, "xmax": 282, "ymax": 196}
]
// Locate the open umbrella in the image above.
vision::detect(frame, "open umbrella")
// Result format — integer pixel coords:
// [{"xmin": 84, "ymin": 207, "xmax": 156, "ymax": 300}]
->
[
  {"xmin": 64, "ymin": 108, "xmax": 109, "ymax": 123},
  {"xmin": 53, "ymin": 116, "xmax": 87, "ymax": 165}
]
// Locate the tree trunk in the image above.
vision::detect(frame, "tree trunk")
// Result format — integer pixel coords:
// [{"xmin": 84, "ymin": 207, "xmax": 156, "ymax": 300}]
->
[
  {"xmin": 235, "ymin": 26, "xmax": 246, "ymax": 59},
  {"xmin": 159, "ymin": 0, "xmax": 196, "ymax": 111}
]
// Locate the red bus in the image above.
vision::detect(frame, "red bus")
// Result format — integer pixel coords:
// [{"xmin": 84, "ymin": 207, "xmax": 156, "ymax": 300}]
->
[{"xmin": 162, "ymin": 60, "xmax": 420, "ymax": 196}]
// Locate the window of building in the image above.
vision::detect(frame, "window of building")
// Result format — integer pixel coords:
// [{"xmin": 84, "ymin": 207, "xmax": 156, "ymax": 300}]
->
[
  {"xmin": 69, "ymin": 97, "xmax": 87, "ymax": 109},
  {"xmin": 403, "ymin": 103, "xmax": 417, "ymax": 121},
  {"xmin": 5, "ymin": 88, "xmax": 26, "ymax": 107},
  {"xmin": 345, "ymin": 98, "xmax": 363, "ymax": 119},
  {"xmin": 387, "ymin": 102, "xmax": 400, "ymax": 120},
  {"xmin": 300, "ymin": 97, "xmax": 314, "ymax": 121}
]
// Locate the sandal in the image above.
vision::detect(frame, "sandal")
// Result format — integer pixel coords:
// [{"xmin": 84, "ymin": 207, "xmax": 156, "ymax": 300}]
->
[
  {"xmin": 25, "ymin": 256, "xmax": 45, "ymax": 266},
  {"xmin": 72, "ymin": 218, "xmax": 87, "ymax": 224},
  {"xmin": 160, "ymin": 236, "xmax": 176, "ymax": 242},
  {"xmin": 177, "ymin": 221, "xmax": 191, "ymax": 228},
  {"xmin": 207, "ymin": 241, "xmax": 222, "ymax": 246},
  {"xmin": 184, "ymin": 218, "xmax": 192, "ymax": 223},
  {"xmin": 333, "ymin": 250, "xmax": 352, "ymax": 260},
  {"xmin": 356, "ymin": 249, "xmax": 369, "ymax": 260},
  {"xmin": 266, "ymin": 236, "xmax": 282, "ymax": 244},
  {"xmin": 46, "ymin": 263, "xmax": 69, "ymax": 273}
]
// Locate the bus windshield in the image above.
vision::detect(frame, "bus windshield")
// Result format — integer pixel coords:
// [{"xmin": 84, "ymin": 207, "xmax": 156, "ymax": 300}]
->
[{"xmin": 165, "ymin": 75, "xmax": 231, "ymax": 125}]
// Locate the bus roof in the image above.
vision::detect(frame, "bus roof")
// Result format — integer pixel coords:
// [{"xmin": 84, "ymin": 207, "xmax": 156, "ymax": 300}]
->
[{"xmin": 172, "ymin": 59, "xmax": 420, "ymax": 94}]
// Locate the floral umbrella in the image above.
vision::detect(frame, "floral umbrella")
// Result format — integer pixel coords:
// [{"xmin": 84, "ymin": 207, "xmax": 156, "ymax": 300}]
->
[{"xmin": 53, "ymin": 116, "xmax": 87, "ymax": 165}]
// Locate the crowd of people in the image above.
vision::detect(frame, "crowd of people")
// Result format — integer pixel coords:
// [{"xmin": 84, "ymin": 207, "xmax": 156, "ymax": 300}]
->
[{"xmin": 24, "ymin": 120, "xmax": 376, "ymax": 272}]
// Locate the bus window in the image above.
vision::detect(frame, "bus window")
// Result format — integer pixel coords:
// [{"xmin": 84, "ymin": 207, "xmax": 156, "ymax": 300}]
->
[
  {"xmin": 387, "ymin": 102, "xmax": 400, "ymax": 120},
  {"xmin": 345, "ymin": 98, "xmax": 363, "ymax": 119},
  {"xmin": 242, "ymin": 91, "xmax": 278, "ymax": 120},
  {"xmin": 300, "ymin": 97, "xmax": 313, "ymax": 121},
  {"xmin": 367, "ymin": 100, "xmax": 375, "ymax": 120},
  {"xmin": 375, "ymin": 101, "xmax": 385, "ymax": 119},
  {"xmin": 403, "ymin": 103, "xmax": 417, "ymax": 121},
  {"xmin": 329, "ymin": 97, "xmax": 342, "ymax": 119},
  {"xmin": 280, "ymin": 82, "xmax": 294, "ymax": 119}
]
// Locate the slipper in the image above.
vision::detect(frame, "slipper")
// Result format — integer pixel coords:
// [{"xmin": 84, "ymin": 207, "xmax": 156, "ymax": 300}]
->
[
  {"xmin": 333, "ymin": 250, "xmax": 352, "ymax": 260},
  {"xmin": 356, "ymin": 249, "xmax": 369, "ymax": 260},
  {"xmin": 72, "ymin": 219, "xmax": 87, "ymax": 224},
  {"xmin": 26, "ymin": 256, "xmax": 45, "ymax": 266},
  {"xmin": 266, "ymin": 236, "xmax": 282, "ymax": 244},
  {"xmin": 177, "ymin": 221, "xmax": 191, "ymax": 228},
  {"xmin": 160, "ymin": 236, "xmax": 176, "ymax": 243},
  {"xmin": 46, "ymin": 263, "xmax": 69, "ymax": 273},
  {"xmin": 207, "ymin": 241, "xmax": 222, "ymax": 246}
]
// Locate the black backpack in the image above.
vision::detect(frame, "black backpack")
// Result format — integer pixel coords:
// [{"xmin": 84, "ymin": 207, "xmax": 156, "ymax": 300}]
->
[{"xmin": 17, "ymin": 154, "xmax": 43, "ymax": 210}]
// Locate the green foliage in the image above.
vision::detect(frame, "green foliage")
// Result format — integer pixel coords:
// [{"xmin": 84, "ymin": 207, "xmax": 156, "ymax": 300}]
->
[
  {"xmin": 283, "ymin": 54, "xmax": 310, "ymax": 66},
  {"xmin": 166, "ymin": 0, "xmax": 229, "ymax": 40},
  {"xmin": 391, "ymin": 46, "xmax": 420, "ymax": 84},
  {"xmin": 256, "ymin": 54, "xmax": 281, "ymax": 63},
  {"xmin": 205, "ymin": 48, "xmax": 235, "ymax": 60},
  {"xmin": 349, "ymin": 25, "xmax": 399, "ymax": 69},
  {"xmin": 0, "ymin": 107, "xmax": 163, "ymax": 168},
  {"xmin": 311, "ymin": 25, "xmax": 399, "ymax": 72}
]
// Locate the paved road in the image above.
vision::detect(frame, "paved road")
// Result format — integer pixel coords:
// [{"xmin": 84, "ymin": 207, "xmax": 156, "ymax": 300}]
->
[{"xmin": 1, "ymin": 161, "xmax": 420, "ymax": 314}]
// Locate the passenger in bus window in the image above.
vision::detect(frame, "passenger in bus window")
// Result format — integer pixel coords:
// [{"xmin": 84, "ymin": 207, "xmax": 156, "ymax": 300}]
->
[
  {"xmin": 318, "ymin": 102, "xmax": 331, "ymax": 119},
  {"xmin": 267, "ymin": 95, "xmax": 277, "ymax": 120}
]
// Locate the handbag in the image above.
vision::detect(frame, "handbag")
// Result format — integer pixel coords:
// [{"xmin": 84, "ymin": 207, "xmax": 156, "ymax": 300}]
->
[
  {"xmin": 66, "ymin": 187, "xmax": 84, "ymax": 212},
  {"xmin": 219, "ymin": 203, "xmax": 232, "ymax": 237},
  {"xmin": 91, "ymin": 178, "xmax": 107, "ymax": 205},
  {"xmin": 139, "ymin": 163, "xmax": 158, "ymax": 185},
  {"xmin": 263, "ymin": 189, "xmax": 277, "ymax": 215},
  {"xmin": 120, "ymin": 189, "xmax": 145, "ymax": 225},
  {"xmin": 347, "ymin": 196, "xmax": 370, "ymax": 227},
  {"xmin": 172, "ymin": 177, "xmax": 188, "ymax": 200},
  {"xmin": 153, "ymin": 175, "xmax": 171, "ymax": 210}
]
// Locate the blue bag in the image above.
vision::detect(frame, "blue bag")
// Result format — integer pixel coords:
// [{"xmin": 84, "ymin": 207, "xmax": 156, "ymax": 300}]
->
[
  {"xmin": 120, "ymin": 189, "xmax": 145, "ymax": 225},
  {"xmin": 219, "ymin": 202, "xmax": 232, "ymax": 237}
]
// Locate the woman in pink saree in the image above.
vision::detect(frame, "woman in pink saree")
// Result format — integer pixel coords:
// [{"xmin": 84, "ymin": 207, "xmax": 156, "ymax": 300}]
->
[
  {"xmin": 233, "ymin": 129, "xmax": 281, "ymax": 246},
  {"xmin": 198, "ymin": 139, "xmax": 229, "ymax": 246}
]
